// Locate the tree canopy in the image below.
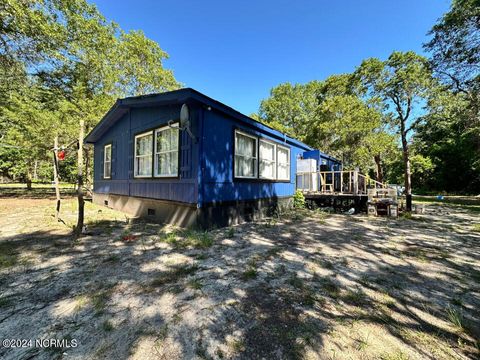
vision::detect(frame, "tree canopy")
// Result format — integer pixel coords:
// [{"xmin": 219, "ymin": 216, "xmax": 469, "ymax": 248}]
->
[
  {"xmin": 1, "ymin": 0, "xmax": 478, "ymax": 196},
  {"xmin": 0, "ymin": 0, "xmax": 180, "ymax": 183}
]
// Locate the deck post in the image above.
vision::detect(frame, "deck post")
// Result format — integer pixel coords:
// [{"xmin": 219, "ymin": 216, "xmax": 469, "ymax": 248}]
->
[
  {"xmin": 349, "ymin": 171, "xmax": 351, "ymax": 192},
  {"xmin": 353, "ymin": 167, "xmax": 359, "ymax": 195},
  {"xmin": 340, "ymin": 171, "xmax": 343, "ymax": 194}
]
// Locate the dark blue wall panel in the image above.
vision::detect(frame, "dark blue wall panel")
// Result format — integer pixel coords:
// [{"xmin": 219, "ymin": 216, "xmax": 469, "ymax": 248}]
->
[
  {"xmin": 93, "ymin": 105, "xmax": 199, "ymax": 204},
  {"xmin": 92, "ymin": 101, "xmax": 334, "ymax": 208},
  {"xmin": 199, "ymin": 109, "xmax": 309, "ymax": 205},
  {"xmin": 303, "ymin": 150, "xmax": 342, "ymax": 171}
]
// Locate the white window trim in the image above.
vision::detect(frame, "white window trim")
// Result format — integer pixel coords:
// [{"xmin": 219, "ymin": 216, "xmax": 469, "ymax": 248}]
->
[
  {"xmin": 234, "ymin": 130, "xmax": 258, "ymax": 179},
  {"xmin": 134, "ymin": 131, "xmax": 153, "ymax": 178},
  {"xmin": 154, "ymin": 124, "xmax": 179, "ymax": 178},
  {"xmin": 277, "ymin": 145, "xmax": 291, "ymax": 181},
  {"xmin": 259, "ymin": 139, "xmax": 277, "ymax": 180},
  {"xmin": 104, "ymin": 144, "xmax": 112, "ymax": 179}
]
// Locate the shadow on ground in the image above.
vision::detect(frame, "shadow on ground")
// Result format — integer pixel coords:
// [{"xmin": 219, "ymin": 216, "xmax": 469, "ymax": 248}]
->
[{"xmin": 0, "ymin": 202, "xmax": 479, "ymax": 359}]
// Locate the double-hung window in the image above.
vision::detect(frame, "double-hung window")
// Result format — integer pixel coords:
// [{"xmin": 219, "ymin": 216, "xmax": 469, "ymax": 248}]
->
[
  {"xmin": 104, "ymin": 144, "xmax": 112, "ymax": 179},
  {"xmin": 259, "ymin": 140, "xmax": 276, "ymax": 179},
  {"xmin": 154, "ymin": 125, "xmax": 179, "ymax": 177},
  {"xmin": 134, "ymin": 132, "xmax": 153, "ymax": 177},
  {"xmin": 234, "ymin": 129, "xmax": 291, "ymax": 181},
  {"xmin": 234, "ymin": 130, "xmax": 258, "ymax": 178},
  {"xmin": 277, "ymin": 146, "xmax": 290, "ymax": 181}
]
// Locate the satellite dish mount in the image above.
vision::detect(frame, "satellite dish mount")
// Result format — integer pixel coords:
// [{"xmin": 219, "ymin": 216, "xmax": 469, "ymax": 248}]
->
[{"xmin": 174, "ymin": 103, "xmax": 195, "ymax": 141}]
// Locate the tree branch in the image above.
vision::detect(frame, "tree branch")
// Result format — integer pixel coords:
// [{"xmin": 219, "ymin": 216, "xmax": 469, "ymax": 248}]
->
[
  {"xmin": 390, "ymin": 94, "xmax": 404, "ymax": 121},
  {"xmin": 439, "ymin": 70, "xmax": 469, "ymax": 95},
  {"xmin": 404, "ymin": 96, "xmax": 411, "ymax": 122}
]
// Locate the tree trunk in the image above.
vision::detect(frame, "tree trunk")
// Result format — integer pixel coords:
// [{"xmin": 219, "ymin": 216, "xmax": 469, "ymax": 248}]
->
[
  {"xmin": 75, "ymin": 120, "xmax": 85, "ymax": 237},
  {"xmin": 53, "ymin": 136, "xmax": 61, "ymax": 220},
  {"xmin": 26, "ymin": 168, "xmax": 32, "ymax": 190},
  {"xmin": 374, "ymin": 154, "xmax": 383, "ymax": 183},
  {"xmin": 33, "ymin": 160, "xmax": 38, "ymax": 181},
  {"xmin": 84, "ymin": 147, "xmax": 92, "ymax": 196},
  {"xmin": 400, "ymin": 122, "xmax": 412, "ymax": 212}
]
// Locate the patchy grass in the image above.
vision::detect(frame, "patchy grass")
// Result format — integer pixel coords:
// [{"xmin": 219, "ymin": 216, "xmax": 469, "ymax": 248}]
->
[
  {"xmin": 91, "ymin": 289, "xmax": 113, "ymax": 315},
  {"xmin": 158, "ymin": 229, "xmax": 213, "ymax": 249},
  {"xmin": 445, "ymin": 305, "xmax": 473, "ymax": 337},
  {"xmin": 150, "ymin": 264, "xmax": 199, "ymax": 287},
  {"xmin": 415, "ymin": 195, "xmax": 480, "ymax": 213},
  {"xmin": 472, "ymin": 224, "xmax": 480, "ymax": 232},
  {"xmin": 102, "ymin": 319, "xmax": 114, "ymax": 332},
  {"xmin": 318, "ymin": 258, "xmax": 335, "ymax": 270},
  {"xmin": 183, "ymin": 229, "xmax": 213, "ymax": 248},
  {"xmin": 226, "ymin": 227, "xmax": 235, "ymax": 238},
  {"xmin": 1, "ymin": 194, "xmax": 479, "ymax": 359},
  {"xmin": 187, "ymin": 278, "xmax": 203, "ymax": 290},
  {"xmin": 0, "ymin": 243, "xmax": 17, "ymax": 269},
  {"xmin": 103, "ymin": 254, "xmax": 120, "ymax": 263},
  {"xmin": 161, "ymin": 231, "xmax": 177, "ymax": 243},
  {"xmin": 241, "ymin": 267, "xmax": 258, "ymax": 280},
  {"xmin": 355, "ymin": 334, "xmax": 370, "ymax": 351},
  {"xmin": 288, "ymin": 273, "xmax": 304, "ymax": 288},
  {"xmin": 399, "ymin": 211, "xmax": 427, "ymax": 221},
  {"xmin": 380, "ymin": 350, "xmax": 410, "ymax": 360},
  {"xmin": 73, "ymin": 287, "xmax": 114, "ymax": 315},
  {"xmin": 319, "ymin": 277, "xmax": 340, "ymax": 298},
  {"xmin": 342, "ymin": 288, "xmax": 368, "ymax": 307},
  {"xmin": 0, "ymin": 296, "xmax": 13, "ymax": 308},
  {"xmin": 403, "ymin": 247, "xmax": 429, "ymax": 262},
  {"xmin": 228, "ymin": 339, "xmax": 245, "ymax": 353},
  {"xmin": 74, "ymin": 294, "xmax": 91, "ymax": 312}
]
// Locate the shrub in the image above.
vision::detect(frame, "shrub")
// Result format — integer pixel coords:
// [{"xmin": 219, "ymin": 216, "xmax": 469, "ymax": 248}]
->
[{"xmin": 293, "ymin": 190, "xmax": 306, "ymax": 209}]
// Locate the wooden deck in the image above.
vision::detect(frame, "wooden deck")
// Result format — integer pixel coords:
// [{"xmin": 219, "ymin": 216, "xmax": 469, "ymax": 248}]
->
[
  {"xmin": 296, "ymin": 169, "xmax": 387, "ymax": 211},
  {"xmin": 296, "ymin": 169, "xmax": 387, "ymax": 196}
]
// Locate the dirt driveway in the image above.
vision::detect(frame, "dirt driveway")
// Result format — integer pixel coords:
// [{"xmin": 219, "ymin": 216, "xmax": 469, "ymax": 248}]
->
[{"xmin": 0, "ymin": 196, "xmax": 479, "ymax": 359}]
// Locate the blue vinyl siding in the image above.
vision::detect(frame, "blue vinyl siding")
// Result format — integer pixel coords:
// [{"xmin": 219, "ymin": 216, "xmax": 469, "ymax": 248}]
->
[
  {"xmin": 199, "ymin": 109, "xmax": 308, "ymax": 205},
  {"xmin": 303, "ymin": 150, "xmax": 342, "ymax": 171},
  {"xmin": 90, "ymin": 90, "xmax": 326, "ymax": 208},
  {"xmin": 93, "ymin": 105, "xmax": 199, "ymax": 204}
]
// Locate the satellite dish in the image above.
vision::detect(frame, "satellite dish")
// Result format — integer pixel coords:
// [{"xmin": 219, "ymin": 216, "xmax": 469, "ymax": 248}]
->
[
  {"xmin": 180, "ymin": 103, "xmax": 190, "ymax": 128},
  {"xmin": 179, "ymin": 103, "xmax": 196, "ymax": 141}
]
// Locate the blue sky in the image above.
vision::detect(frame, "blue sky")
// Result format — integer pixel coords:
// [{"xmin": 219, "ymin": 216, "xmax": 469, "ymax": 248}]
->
[{"xmin": 93, "ymin": 0, "xmax": 450, "ymax": 115}]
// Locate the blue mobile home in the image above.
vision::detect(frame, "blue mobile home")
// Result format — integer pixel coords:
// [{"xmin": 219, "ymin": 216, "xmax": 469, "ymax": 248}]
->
[
  {"xmin": 85, "ymin": 88, "xmax": 336, "ymax": 227},
  {"xmin": 303, "ymin": 150, "xmax": 342, "ymax": 172}
]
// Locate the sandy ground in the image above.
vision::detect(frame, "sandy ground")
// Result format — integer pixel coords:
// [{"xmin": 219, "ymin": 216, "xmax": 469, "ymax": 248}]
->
[{"xmin": 0, "ymin": 196, "xmax": 479, "ymax": 359}]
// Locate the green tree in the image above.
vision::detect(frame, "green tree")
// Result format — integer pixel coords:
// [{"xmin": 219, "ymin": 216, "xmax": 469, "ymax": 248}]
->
[
  {"xmin": 0, "ymin": 0, "xmax": 180, "ymax": 186},
  {"xmin": 355, "ymin": 51, "xmax": 438, "ymax": 210},
  {"xmin": 415, "ymin": 90, "xmax": 480, "ymax": 192},
  {"xmin": 425, "ymin": 0, "xmax": 479, "ymax": 94},
  {"xmin": 259, "ymin": 81, "xmax": 321, "ymax": 141},
  {"xmin": 258, "ymin": 75, "xmax": 396, "ymax": 180},
  {"xmin": 421, "ymin": 0, "xmax": 480, "ymax": 193}
]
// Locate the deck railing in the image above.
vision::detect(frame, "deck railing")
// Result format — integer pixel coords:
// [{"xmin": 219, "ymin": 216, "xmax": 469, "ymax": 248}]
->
[{"xmin": 296, "ymin": 169, "xmax": 387, "ymax": 195}]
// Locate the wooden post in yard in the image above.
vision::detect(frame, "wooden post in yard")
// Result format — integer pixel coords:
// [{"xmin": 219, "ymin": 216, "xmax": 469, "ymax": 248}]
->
[
  {"xmin": 53, "ymin": 136, "xmax": 61, "ymax": 220},
  {"xmin": 75, "ymin": 120, "xmax": 85, "ymax": 237}
]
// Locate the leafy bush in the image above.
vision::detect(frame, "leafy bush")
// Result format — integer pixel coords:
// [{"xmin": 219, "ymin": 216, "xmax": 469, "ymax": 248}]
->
[{"xmin": 293, "ymin": 190, "xmax": 306, "ymax": 209}]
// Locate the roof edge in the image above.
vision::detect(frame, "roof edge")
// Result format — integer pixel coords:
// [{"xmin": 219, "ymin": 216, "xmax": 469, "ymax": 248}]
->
[{"xmin": 84, "ymin": 88, "xmax": 313, "ymax": 152}]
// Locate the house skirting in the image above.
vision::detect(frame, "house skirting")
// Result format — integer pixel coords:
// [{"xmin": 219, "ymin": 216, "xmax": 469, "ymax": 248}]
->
[{"xmin": 93, "ymin": 193, "xmax": 292, "ymax": 229}]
